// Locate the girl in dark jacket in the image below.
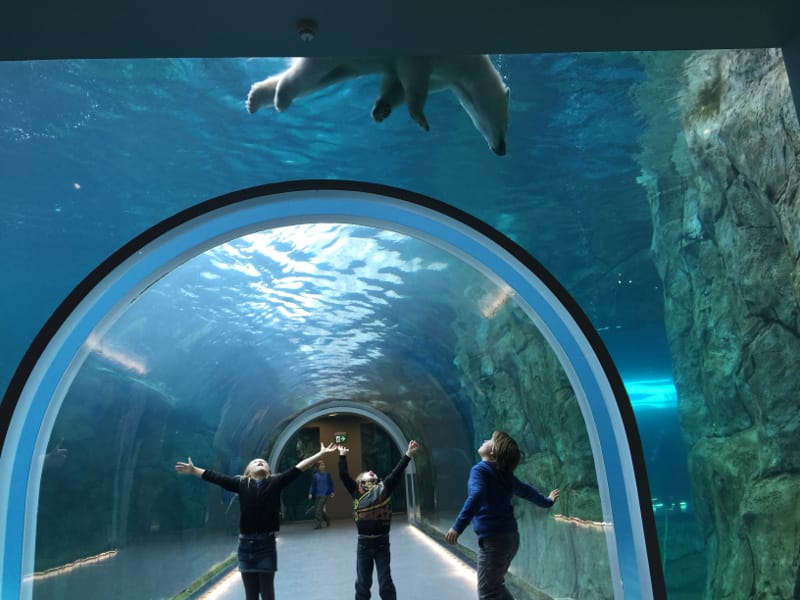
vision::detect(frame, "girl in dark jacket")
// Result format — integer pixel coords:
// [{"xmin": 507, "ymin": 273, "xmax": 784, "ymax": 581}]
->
[{"xmin": 176, "ymin": 442, "xmax": 337, "ymax": 600}]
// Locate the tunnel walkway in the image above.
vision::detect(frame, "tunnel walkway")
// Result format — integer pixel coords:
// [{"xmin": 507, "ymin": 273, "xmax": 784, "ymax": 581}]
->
[{"xmin": 201, "ymin": 518, "xmax": 482, "ymax": 600}]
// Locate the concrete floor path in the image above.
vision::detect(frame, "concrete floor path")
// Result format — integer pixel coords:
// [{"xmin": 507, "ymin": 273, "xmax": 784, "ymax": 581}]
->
[{"xmin": 201, "ymin": 518, "xmax": 479, "ymax": 600}]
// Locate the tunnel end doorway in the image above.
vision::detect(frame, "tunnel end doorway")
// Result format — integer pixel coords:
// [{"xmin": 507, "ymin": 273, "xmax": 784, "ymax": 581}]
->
[{"xmin": 269, "ymin": 401, "xmax": 418, "ymax": 526}]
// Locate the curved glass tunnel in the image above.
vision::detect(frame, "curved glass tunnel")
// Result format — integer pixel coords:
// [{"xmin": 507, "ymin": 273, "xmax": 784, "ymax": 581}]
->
[{"xmin": 0, "ymin": 187, "xmax": 658, "ymax": 599}]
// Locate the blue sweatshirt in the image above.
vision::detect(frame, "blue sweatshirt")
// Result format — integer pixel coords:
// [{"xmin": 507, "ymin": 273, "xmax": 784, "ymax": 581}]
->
[
  {"xmin": 451, "ymin": 460, "xmax": 553, "ymax": 539},
  {"xmin": 308, "ymin": 471, "xmax": 334, "ymax": 497}
]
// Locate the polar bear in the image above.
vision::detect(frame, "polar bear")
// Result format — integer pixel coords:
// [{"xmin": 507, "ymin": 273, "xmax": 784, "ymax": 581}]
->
[{"xmin": 246, "ymin": 56, "xmax": 510, "ymax": 155}]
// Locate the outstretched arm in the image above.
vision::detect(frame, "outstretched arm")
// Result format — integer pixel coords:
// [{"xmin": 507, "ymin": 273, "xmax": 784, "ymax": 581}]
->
[
  {"xmin": 296, "ymin": 442, "xmax": 337, "ymax": 472},
  {"xmin": 178, "ymin": 457, "xmax": 241, "ymax": 493},
  {"xmin": 175, "ymin": 457, "xmax": 205, "ymax": 478},
  {"xmin": 382, "ymin": 440, "xmax": 419, "ymax": 494},
  {"xmin": 337, "ymin": 445, "xmax": 358, "ymax": 496},
  {"xmin": 513, "ymin": 477, "xmax": 558, "ymax": 508}
]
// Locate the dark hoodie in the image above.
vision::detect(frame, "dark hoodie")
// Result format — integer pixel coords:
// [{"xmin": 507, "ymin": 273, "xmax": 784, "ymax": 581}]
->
[{"xmin": 339, "ymin": 453, "xmax": 411, "ymax": 536}]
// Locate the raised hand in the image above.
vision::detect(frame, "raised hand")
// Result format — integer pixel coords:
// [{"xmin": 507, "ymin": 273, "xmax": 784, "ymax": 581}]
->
[
  {"xmin": 175, "ymin": 457, "xmax": 196, "ymax": 475},
  {"xmin": 406, "ymin": 440, "xmax": 419, "ymax": 456}
]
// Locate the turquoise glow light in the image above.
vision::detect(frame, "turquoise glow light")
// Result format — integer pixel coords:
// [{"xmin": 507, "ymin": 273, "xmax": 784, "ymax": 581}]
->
[{"xmin": 624, "ymin": 378, "xmax": 678, "ymax": 410}]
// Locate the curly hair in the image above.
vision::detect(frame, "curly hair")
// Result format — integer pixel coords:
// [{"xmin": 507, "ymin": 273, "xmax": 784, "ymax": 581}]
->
[{"xmin": 492, "ymin": 431, "xmax": 521, "ymax": 473}]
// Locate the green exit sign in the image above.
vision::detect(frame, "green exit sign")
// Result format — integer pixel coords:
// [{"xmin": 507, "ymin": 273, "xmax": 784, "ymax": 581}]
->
[{"xmin": 334, "ymin": 432, "xmax": 347, "ymax": 444}]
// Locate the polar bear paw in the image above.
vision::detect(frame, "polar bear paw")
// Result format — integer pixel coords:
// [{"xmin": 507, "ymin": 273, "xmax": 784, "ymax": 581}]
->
[
  {"xmin": 246, "ymin": 80, "xmax": 278, "ymax": 114},
  {"xmin": 371, "ymin": 100, "xmax": 393, "ymax": 122}
]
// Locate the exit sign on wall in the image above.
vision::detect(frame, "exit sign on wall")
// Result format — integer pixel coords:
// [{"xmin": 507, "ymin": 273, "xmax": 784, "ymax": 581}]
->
[{"xmin": 334, "ymin": 432, "xmax": 347, "ymax": 444}]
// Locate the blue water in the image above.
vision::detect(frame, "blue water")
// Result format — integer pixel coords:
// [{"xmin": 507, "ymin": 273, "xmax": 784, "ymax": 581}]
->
[
  {"xmin": 0, "ymin": 54, "xmax": 658, "ymax": 394},
  {"xmin": 0, "ymin": 53, "xmax": 698, "ymax": 598}
]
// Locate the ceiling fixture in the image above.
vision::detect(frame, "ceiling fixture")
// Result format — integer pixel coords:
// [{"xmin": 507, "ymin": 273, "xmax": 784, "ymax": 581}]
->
[{"xmin": 297, "ymin": 18, "xmax": 318, "ymax": 42}]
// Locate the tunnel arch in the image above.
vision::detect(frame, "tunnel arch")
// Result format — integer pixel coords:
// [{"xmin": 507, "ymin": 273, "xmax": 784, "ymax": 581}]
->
[
  {"xmin": 268, "ymin": 400, "xmax": 418, "ymax": 520},
  {"xmin": 0, "ymin": 180, "xmax": 663, "ymax": 599}
]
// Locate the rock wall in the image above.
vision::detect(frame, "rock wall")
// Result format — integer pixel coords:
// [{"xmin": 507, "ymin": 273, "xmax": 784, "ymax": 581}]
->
[
  {"xmin": 635, "ymin": 49, "xmax": 800, "ymax": 598},
  {"xmin": 452, "ymin": 299, "xmax": 612, "ymax": 599}
]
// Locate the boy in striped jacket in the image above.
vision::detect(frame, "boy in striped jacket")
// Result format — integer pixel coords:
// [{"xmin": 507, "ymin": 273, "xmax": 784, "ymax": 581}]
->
[{"xmin": 338, "ymin": 440, "xmax": 419, "ymax": 599}]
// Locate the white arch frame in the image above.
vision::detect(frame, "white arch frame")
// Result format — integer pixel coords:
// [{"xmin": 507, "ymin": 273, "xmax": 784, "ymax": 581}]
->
[
  {"xmin": 267, "ymin": 400, "xmax": 417, "ymax": 519},
  {"xmin": 0, "ymin": 183, "xmax": 658, "ymax": 599}
]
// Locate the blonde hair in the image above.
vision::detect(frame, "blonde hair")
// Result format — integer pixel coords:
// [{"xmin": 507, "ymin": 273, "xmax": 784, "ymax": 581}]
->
[
  {"xmin": 243, "ymin": 458, "xmax": 271, "ymax": 478},
  {"xmin": 492, "ymin": 431, "xmax": 521, "ymax": 473}
]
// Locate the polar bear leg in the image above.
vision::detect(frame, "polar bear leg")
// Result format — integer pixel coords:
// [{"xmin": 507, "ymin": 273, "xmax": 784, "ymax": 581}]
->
[
  {"xmin": 246, "ymin": 75, "xmax": 281, "ymax": 114},
  {"xmin": 371, "ymin": 75, "xmax": 405, "ymax": 122},
  {"xmin": 396, "ymin": 57, "xmax": 432, "ymax": 131},
  {"xmin": 274, "ymin": 58, "xmax": 341, "ymax": 112}
]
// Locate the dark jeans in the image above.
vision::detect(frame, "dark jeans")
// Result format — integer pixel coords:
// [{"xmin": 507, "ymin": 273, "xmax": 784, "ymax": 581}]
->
[
  {"xmin": 355, "ymin": 535, "xmax": 396, "ymax": 600},
  {"xmin": 477, "ymin": 531, "xmax": 520, "ymax": 599}
]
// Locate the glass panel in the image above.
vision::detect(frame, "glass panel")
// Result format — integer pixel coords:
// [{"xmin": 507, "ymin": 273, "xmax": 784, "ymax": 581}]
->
[
  {"xmin": 32, "ymin": 223, "xmax": 612, "ymax": 599},
  {"xmin": 4, "ymin": 49, "xmax": 795, "ymax": 599}
]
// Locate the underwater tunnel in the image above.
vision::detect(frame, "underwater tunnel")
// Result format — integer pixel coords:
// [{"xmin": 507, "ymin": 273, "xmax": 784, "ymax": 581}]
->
[{"xmin": 0, "ymin": 181, "xmax": 663, "ymax": 599}]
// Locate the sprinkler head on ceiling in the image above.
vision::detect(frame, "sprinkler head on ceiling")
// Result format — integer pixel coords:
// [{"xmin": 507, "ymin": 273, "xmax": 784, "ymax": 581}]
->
[{"xmin": 297, "ymin": 18, "xmax": 318, "ymax": 42}]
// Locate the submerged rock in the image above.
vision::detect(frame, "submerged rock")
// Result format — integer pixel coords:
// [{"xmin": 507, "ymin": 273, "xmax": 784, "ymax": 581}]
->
[{"xmin": 635, "ymin": 48, "xmax": 800, "ymax": 599}]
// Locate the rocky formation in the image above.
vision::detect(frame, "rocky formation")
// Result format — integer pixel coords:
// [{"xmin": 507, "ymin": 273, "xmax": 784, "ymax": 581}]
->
[{"xmin": 634, "ymin": 49, "xmax": 800, "ymax": 598}]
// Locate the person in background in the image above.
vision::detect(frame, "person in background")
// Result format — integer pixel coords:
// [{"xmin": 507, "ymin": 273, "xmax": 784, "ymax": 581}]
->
[
  {"xmin": 445, "ymin": 431, "xmax": 559, "ymax": 599},
  {"xmin": 175, "ymin": 442, "xmax": 337, "ymax": 600},
  {"xmin": 308, "ymin": 459, "xmax": 335, "ymax": 529},
  {"xmin": 338, "ymin": 440, "xmax": 419, "ymax": 600}
]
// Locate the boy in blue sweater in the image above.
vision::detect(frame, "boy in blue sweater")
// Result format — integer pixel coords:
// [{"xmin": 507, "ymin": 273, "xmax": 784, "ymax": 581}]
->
[{"xmin": 445, "ymin": 431, "xmax": 559, "ymax": 599}]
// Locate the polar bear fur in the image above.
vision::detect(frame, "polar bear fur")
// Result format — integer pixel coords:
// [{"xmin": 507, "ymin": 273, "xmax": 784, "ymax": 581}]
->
[{"xmin": 246, "ymin": 56, "xmax": 510, "ymax": 155}]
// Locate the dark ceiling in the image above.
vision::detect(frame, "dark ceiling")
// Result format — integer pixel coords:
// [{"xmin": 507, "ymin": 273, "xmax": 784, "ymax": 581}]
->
[{"xmin": 2, "ymin": 1, "xmax": 800, "ymax": 61}]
